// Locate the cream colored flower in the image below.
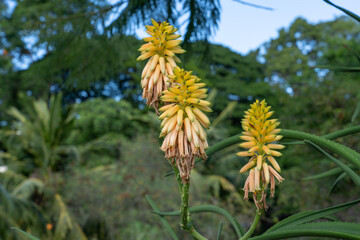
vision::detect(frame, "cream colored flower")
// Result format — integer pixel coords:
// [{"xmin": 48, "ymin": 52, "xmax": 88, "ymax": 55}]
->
[
  {"xmin": 159, "ymin": 67, "xmax": 211, "ymax": 182},
  {"xmin": 137, "ymin": 19, "xmax": 185, "ymax": 111},
  {"xmin": 238, "ymin": 99, "xmax": 285, "ymax": 210}
]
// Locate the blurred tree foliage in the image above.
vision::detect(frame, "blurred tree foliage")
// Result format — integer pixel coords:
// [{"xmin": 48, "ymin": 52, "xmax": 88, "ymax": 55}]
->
[
  {"xmin": 265, "ymin": 17, "xmax": 360, "ymax": 135},
  {"xmin": 0, "ymin": 0, "xmax": 220, "ymax": 113}
]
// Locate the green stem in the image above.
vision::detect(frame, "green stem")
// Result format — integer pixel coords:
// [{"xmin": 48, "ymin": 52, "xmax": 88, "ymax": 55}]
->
[
  {"xmin": 172, "ymin": 164, "xmax": 182, "ymax": 193},
  {"xmin": 181, "ymin": 182, "xmax": 191, "ymax": 230},
  {"xmin": 240, "ymin": 212, "xmax": 261, "ymax": 240},
  {"xmin": 190, "ymin": 228, "xmax": 208, "ymax": 240},
  {"xmin": 172, "ymin": 162, "xmax": 208, "ymax": 239}
]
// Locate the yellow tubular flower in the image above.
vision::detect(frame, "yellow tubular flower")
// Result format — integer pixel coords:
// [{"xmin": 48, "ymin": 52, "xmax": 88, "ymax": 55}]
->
[
  {"xmin": 237, "ymin": 99, "xmax": 285, "ymax": 210},
  {"xmin": 159, "ymin": 67, "xmax": 211, "ymax": 182},
  {"xmin": 137, "ymin": 19, "xmax": 185, "ymax": 111}
]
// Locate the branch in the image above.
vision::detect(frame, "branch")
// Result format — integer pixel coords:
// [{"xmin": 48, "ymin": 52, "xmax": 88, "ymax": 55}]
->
[{"xmin": 233, "ymin": 0, "xmax": 274, "ymax": 11}]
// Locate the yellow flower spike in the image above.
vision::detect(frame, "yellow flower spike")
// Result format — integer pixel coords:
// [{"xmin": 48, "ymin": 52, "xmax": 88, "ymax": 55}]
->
[
  {"xmin": 159, "ymin": 67, "xmax": 211, "ymax": 182},
  {"xmin": 237, "ymin": 99, "xmax": 285, "ymax": 210},
  {"xmin": 138, "ymin": 20, "xmax": 185, "ymax": 110}
]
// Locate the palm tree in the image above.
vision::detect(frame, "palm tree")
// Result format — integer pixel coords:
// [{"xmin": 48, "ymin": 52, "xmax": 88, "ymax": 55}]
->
[{"xmin": 5, "ymin": 93, "xmax": 78, "ymax": 176}]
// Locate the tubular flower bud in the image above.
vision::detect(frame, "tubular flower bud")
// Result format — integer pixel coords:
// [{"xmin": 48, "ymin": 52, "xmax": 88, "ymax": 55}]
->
[
  {"xmin": 138, "ymin": 19, "xmax": 185, "ymax": 110},
  {"xmin": 237, "ymin": 99, "xmax": 285, "ymax": 210},
  {"xmin": 159, "ymin": 67, "xmax": 211, "ymax": 182}
]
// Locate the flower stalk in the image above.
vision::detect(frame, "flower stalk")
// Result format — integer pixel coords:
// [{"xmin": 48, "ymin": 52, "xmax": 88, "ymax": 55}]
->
[{"xmin": 240, "ymin": 211, "xmax": 261, "ymax": 240}]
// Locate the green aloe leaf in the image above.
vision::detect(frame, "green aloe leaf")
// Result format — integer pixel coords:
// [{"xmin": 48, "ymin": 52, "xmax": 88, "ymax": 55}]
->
[
  {"xmin": 11, "ymin": 227, "xmax": 40, "ymax": 240},
  {"xmin": 153, "ymin": 204, "xmax": 244, "ymax": 238},
  {"xmin": 304, "ymin": 140, "xmax": 360, "ymax": 186},
  {"xmin": 145, "ymin": 195, "xmax": 179, "ymax": 240},
  {"xmin": 251, "ymin": 222, "xmax": 360, "ymax": 240},
  {"xmin": 323, "ymin": 0, "xmax": 360, "ymax": 23},
  {"xmin": 216, "ymin": 221, "xmax": 223, "ymax": 240},
  {"xmin": 343, "ymin": 44, "xmax": 360, "ymax": 63},
  {"xmin": 328, "ymin": 172, "xmax": 347, "ymax": 196},
  {"xmin": 281, "ymin": 129, "xmax": 360, "ymax": 170},
  {"xmin": 302, "ymin": 165, "xmax": 354, "ymax": 181},
  {"xmin": 316, "ymin": 65, "xmax": 360, "ymax": 72},
  {"xmin": 352, "ymin": 102, "xmax": 360, "ymax": 122},
  {"xmin": 266, "ymin": 198, "xmax": 360, "ymax": 233}
]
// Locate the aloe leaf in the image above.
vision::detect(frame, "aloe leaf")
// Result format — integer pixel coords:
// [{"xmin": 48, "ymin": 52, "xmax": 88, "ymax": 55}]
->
[
  {"xmin": 323, "ymin": 0, "xmax": 360, "ymax": 23},
  {"xmin": 266, "ymin": 198, "xmax": 360, "ymax": 233},
  {"xmin": 216, "ymin": 222, "xmax": 223, "ymax": 240},
  {"xmin": 328, "ymin": 172, "xmax": 347, "ymax": 196},
  {"xmin": 316, "ymin": 65, "xmax": 360, "ymax": 72},
  {"xmin": 153, "ymin": 204, "xmax": 244, "ymax": 238},
  {"xmin": 352, "ymin": 102, "xmax": 360, "ymax": 122},
  {"xmin": 203, "ymin": 126, "xmax": 360, "ymax": 160},
  {"xmin": 281, "ymin": 130, "xmax": 360, "ymax": 170},
  {"xmin": 145, "ymin": 195, "xmax": 179, "ymax": 240},
  {"xmin": 304, "ymin": 140, "xmax": 360, "ymax": 186},
  {"xmin": 343, "ymin": 44, "xmax": 360, "ymax": 62},
  {"xmin": 302, "ymin": 166, "xmax": 354, "ymax": 181},
  {"xmin": 11, "ymin": 227, "xmax": 40, "ymax": 240},
  {"xmin": 251, "ymin": 222, "xmax": 360, "ymax": 239}
]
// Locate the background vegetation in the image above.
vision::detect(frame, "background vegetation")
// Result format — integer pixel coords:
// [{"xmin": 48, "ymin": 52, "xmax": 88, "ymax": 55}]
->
[{"xmin": 0, "ymin": 0, "xmax": 359, "ymax": 239}]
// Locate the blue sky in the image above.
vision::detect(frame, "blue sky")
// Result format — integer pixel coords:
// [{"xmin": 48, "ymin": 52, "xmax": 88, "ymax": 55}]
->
[{"xmin": 210, "ymin": 0, "xmax": 360, "ymax": 54}]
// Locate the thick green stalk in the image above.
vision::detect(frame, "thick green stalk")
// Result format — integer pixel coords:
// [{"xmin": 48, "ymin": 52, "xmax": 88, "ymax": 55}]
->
[
  {"xmin": 172, "ymin": 162, "xmax": 208, "ymax": 239},
  {"xmin": 180, "ymin": 182, "xmax": 191, "ymax": 230},
  {"xmin": 190, "ymin": 229, "xmax": 208, "ymax": 240},
  {"xmin": 240, "ymin": 212, "xmax": 261, "ymax": 240},
  {"xmin": 172, "ymin": 164, "xmax": 182, "ymax": 193},
  {"xmin": 180, "ymin": 182, "xmax": 208, "ymax": 239}
]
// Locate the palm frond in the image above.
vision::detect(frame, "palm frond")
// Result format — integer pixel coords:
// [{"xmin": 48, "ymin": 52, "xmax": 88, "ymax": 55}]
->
[
  {"xmin": 53, "ymin": 194, "xmax": 87, "ymax": 240},
  {"xmin": 12, "ymin": 178, "xmax": 44, "ymax": 199}
]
